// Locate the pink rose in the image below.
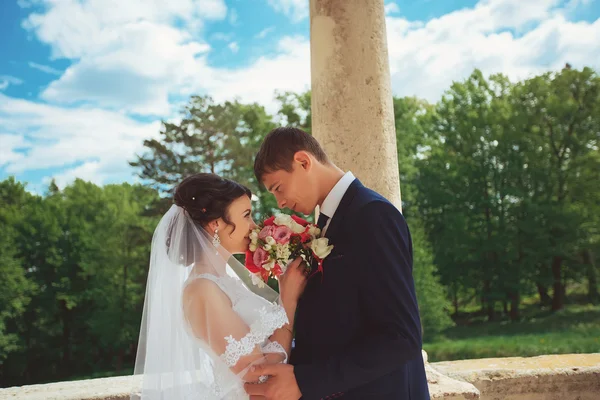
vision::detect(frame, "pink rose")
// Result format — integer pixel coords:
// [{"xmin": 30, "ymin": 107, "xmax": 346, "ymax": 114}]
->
[
  {"xmin": 258, "ymin": 225, "xmax": 275, "ymax": 240},
  {"xmin": 253, "ymin": 247, "xmax": 269, "ymax": 267},
  {"xmin": 273, "ymin": 225, "xmax": 293, "ymax": 244}
]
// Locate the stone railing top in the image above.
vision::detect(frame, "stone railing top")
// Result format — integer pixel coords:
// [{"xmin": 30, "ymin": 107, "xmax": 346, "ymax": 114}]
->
[
  {"xmin": 431, "ymin": 353, "xmax": 600, "ymax": 400},
  {"xmin": 0, "ymin": 375, "xmax": 140, "ymax": 400},
  {"xmin": 2, "ymin": 354, "xmax": 598, "ymax": 400},
  {"xmin": 432, "ymin": 353, "xmax": 600, "ymax": 374},
  {"xmin": 0, "ymin": 365, "xmax": 480, "ymax": 400},
  {"xmin": 0, "ymin": 370, "xmax": 480, "ymax": 400}
]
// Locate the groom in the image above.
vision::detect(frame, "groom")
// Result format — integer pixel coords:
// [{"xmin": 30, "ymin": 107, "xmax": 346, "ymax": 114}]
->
[{"xmin": 245, "ymin": 127, "xmax": 430, "ymax": 400}]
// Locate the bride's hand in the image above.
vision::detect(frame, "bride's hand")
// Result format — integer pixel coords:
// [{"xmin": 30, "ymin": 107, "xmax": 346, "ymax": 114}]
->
[{"xmin": 278, "ymin": 257, "xmax": 308, "ymax": 307}]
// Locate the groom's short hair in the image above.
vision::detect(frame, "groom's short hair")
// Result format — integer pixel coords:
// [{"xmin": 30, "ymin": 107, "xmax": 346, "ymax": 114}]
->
[{"xmin": 254, "ymin": 126, "xmax": 329, "ymax": 183}]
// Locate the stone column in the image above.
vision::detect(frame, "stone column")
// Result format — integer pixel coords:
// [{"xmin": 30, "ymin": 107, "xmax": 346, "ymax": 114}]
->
[{"xmin": 310, "ymin": 0, "xmax": 402, "ymax": 210}]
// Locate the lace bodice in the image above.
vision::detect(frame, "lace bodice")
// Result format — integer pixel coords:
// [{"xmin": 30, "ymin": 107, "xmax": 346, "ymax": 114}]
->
[{"xmin": 183, "ymin": 273, "xmax": 289, "ymax": 399}]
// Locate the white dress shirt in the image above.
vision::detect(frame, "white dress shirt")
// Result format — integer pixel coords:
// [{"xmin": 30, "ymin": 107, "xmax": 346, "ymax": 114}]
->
[{"xmin": 319, "ymin": 171, "xmax": 356, "ymax": 235}]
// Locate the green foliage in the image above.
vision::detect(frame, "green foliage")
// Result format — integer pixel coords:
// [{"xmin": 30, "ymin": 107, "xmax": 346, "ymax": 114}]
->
[
  {"xmin": 275, "ymin": 90, "xmax": 312, "ymax": 132},
  {"xmin": 0, "ymin": 179, "xmax": 160, "ymax": 386},
  {"xmin": 410, "ymin": 219, "xmax": 454, "ymax": 340}
]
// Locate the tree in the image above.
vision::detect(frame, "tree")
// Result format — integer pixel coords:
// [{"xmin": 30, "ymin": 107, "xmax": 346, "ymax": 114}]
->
[
  {"xmin": 416, "ymin": 70, "xmax": 518, "ymax": 320},
  {"xmin": 0, "ymin": 179, "xmax": 36, "ymax": 367},
  {"xmin": 83, "ymin": 183, "xmax": 159, "ymax": 372},
  {"xmin": 275, "ymin": 90, "xmax": 312, "ymax": 132},
  {"xmin": 130, "ymin": 95, "xmax": 280, "ymax": 219},
  {"xmin": 511, "ymin": 66, "xmax": 600, "ymax": 310}
]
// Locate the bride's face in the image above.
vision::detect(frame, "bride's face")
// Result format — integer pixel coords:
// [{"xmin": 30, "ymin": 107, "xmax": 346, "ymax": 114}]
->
[{"xmin": 217, "ymin": 195, "xmax": 257, "ymax": 254}]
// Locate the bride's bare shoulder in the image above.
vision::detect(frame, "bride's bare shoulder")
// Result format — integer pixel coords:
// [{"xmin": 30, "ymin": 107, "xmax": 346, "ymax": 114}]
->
[{"xmin": 182, "ymin": 276, "xmax": 231, "ymax": 307}]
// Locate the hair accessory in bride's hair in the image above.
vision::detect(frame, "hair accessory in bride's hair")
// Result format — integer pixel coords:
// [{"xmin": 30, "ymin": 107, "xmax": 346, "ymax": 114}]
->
[
  {"xmin": 191, "ymin": 196, "xmax": 196, "ymax": 200},
  {"xmin": 202, "ymin": 208, "xmax": 207, "ymax": 213}
]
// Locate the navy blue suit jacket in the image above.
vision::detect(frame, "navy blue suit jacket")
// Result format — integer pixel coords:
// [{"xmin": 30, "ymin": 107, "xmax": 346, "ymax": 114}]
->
[{"xmin": 291, "ymin": 179, "xmax": 430, "ymax": 400}]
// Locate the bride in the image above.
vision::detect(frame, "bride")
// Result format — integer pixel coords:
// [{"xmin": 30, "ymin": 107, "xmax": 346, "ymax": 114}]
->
[{"xmin": 131, "ymin": 173, "xmax": 307, "ymax": 399}]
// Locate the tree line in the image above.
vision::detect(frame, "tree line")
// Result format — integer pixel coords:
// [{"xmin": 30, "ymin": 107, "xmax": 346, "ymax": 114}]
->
[{"xmin": 1, "ymin": 66, "xmax": 598, "ymax": 387}]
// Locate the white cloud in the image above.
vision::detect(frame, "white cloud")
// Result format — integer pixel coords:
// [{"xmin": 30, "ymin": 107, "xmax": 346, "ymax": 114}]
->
[
  {"xmin": 22, "ymin": 0, "xmax": 226, "ymax": 60},
  {"xmin": 256, "ymin": 26, "xmax": 275, "ymax": 39},
  {"xmin": 44, "ymin": 160, "xmax": 107, "ymax": 189},
  {"xmin": 385, "ymin": 2, "xmax": 400, "ymax": 15},
  {"xmin": 228, "ymin": 41, "xmax": 240, "ymax": 53},
  {"xmin": 196, "ymin": 36, "xmax": 311, "ymax": 112},
  {"xmin": 37, "ymin": 21, "xmax": 211, "ymax": 116},
  {"xmin": 267, "ymin": 0, "xmax": 309, "ymax": 22},
  {"xmin": 28, "ymin": 62, "xmax": 63, "ymax": 75},
  {"xmin": 0, "ymin": 134, "xmax": 29, "ymax": 167},
  {"xmin": 384, "ymin": 0, "xmax": 600, "ymax": 101},
  {"xmin": 0, "ymin": 76, "xmax": 23, "ymax": 91},
  {"xmin": 21, "ymin": 0, "xmax": 223, "ymax": 116},
  {"xmin": 0, "ymin": 93, "xmax": 161, "ymax": 187}
]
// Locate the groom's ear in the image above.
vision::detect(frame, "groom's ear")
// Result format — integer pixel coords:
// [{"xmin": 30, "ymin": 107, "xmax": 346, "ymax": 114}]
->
[{"xmin": 293, "ymin": 151, "xmax": 312, "ymax": 171}]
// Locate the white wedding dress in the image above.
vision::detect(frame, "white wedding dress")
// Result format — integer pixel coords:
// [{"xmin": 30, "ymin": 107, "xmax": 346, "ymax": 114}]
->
[{"xmin": 131, "ymin": 205, "xmax": 290, "ymax": 400}]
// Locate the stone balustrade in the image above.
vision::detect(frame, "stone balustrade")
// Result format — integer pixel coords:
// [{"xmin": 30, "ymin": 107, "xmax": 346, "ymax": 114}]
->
[
  {"xmin": 1, "ymin": 353, "xmax": 598, "ymax": 399},
  {"xmin": 433, "ymin": 353, "xmax": 600, "ymax": 400}
]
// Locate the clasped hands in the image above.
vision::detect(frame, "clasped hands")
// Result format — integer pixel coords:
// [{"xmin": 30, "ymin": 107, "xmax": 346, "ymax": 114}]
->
[{"xmin": 244, "ymin": 363, "xmax": 302, "ymax": 400}]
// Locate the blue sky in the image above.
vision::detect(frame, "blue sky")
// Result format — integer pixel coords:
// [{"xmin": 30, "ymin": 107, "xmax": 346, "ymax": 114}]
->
[{"xmin": 1, "ymin": 0, "xmax": 599, "ymax": 194}]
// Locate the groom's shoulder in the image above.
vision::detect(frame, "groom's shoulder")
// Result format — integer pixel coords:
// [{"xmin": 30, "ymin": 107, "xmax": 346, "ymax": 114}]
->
[
  {"xmin": 352, "ymin": 182, "xmax": 404, "ymax": 220},
  {"xmin": 355, "ymin": 183, "xmax": 388, "ymax": 204}
]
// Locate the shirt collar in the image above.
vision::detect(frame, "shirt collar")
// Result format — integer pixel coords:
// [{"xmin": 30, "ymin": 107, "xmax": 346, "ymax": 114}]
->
[{"xmin": 320, "ymin": 171, "xmax": 356, "ymax": 219}]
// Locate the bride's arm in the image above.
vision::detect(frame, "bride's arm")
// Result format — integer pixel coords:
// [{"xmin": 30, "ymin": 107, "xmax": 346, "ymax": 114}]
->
[
  {"xmin": 264, "ymin": 257, "xmax": 307, "ymax": 361},
  {"xmin": 183, "ymin": 279, "xmax": 291, "ymax": 375},
  {"xmin": 262, "ymin": 298, "xmax": 297, "ymax": 363}
]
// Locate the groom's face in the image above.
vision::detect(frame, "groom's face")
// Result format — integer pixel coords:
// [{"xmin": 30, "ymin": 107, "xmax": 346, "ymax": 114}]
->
[{"xmin": 262, "ymin": 161, "xmax": 317, "ymax": 216}]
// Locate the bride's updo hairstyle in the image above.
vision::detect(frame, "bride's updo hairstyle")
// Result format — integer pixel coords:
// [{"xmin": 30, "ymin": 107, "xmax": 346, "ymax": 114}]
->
[
  {"xmin": 167, "ymin": 173, "xmax": 251, "ymax": 264},
  {"xmin": 174, "ymin": 173, "xmax": 251, "ymax": 229}
]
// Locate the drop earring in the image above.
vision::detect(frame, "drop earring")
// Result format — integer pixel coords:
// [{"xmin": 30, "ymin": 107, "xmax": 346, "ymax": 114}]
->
[{"xmin": 212, "ymin": 229, "xmax": 220, "ymax": 247}]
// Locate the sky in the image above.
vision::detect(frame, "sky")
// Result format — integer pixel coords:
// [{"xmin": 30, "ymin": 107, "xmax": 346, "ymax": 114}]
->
[{"xmin": 1, "ymin": 0, "xmax": 599, "ymax": 194}]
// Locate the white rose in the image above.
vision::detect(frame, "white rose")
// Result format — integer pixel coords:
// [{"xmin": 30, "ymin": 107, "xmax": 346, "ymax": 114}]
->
[
  {"xmin": 311, "ymin": 238, "xmax": 333, "ymax": 259},
  {"xmin": 263, "ymin": 243, "xmax": 272, "ymax": 251},
  {"xmin": 274, "ymin": 213, "xmax": 305, "ymax": 233},
  {"xmin": 263, "ymin": 259, "xmax": 275, "ymax": 271},
  {"xmin": 274, "ymin": 214, "xmax": 293, "ymax": 228},
  {"xmin": 308, "ymin": 225, "xmax": 321, "ymax": 238},
  {"xmin": 249, "ymin": 243, "xmax": 257, "ymax": 252},
  {"xmin": 266, "ymin": 236, "xmax": 276, "ymax": 246},
  {"xmin": 251, "ymin": 273, "xmax": 265, "ymax": 288},
  {"xmin": 290, "ymin": 221, "xmax": 306, "ymax": 234}
]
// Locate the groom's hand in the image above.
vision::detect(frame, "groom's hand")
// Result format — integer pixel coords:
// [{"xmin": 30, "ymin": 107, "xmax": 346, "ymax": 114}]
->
[{"xmin": 244, "ymin": 364, "xmax": 302, "ymax": 400}]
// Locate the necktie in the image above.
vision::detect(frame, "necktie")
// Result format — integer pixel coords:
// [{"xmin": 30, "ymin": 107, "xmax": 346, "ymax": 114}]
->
[{"xmin": 317, "ymin": 212, "xmax": 329, "ymax": 230}]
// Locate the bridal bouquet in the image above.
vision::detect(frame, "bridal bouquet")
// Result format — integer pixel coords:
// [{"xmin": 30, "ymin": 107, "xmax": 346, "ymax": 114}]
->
[{"xmin": 244, "ymin": 214, "xmax": 334, "ymax": 287}]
